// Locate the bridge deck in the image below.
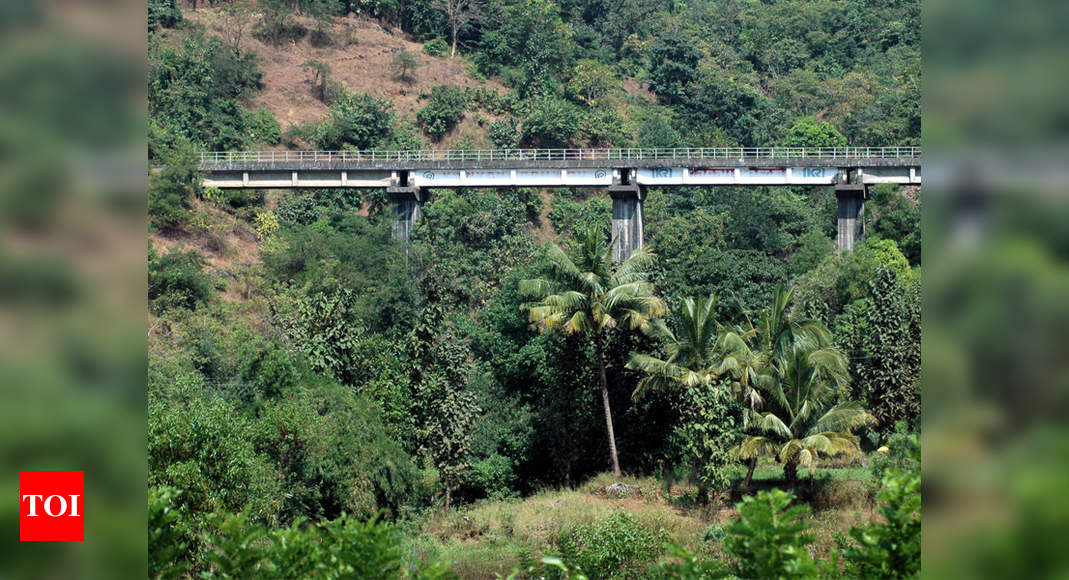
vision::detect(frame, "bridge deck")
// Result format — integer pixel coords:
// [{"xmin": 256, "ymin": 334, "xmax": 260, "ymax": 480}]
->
[{"xmin": 198, "ymin": 147, "xmax": 920, "ymax": 188}]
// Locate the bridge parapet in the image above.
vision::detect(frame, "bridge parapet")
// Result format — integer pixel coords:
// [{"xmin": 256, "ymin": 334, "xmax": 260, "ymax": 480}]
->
[{"xmin": 199, "ymin": 147, "xmax": 920, "ymax": 171}]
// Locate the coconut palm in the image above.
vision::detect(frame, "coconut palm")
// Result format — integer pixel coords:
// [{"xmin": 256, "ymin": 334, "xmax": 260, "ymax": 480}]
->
[
  {"xmin": 740, "ymin": 333, "xmax": 875, "ymax": 487},
  {"xmin": 520, "ymin": 226, "xmax": 666, "ymax": 476},
  {"xmin": 627, "ymin": 295, "xmax": 767, "ymax": 497}
]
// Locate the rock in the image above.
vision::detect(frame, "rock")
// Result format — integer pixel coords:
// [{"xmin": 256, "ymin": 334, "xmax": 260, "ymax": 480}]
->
[{"xmin": 605, "ymin": 482, "xmax": 634, "ymax": 497}]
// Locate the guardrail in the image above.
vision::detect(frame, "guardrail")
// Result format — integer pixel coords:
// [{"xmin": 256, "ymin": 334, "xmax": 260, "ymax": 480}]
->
[{"xmin": 199, "ymin": 147, "xmax": 921, "ymax": 164}]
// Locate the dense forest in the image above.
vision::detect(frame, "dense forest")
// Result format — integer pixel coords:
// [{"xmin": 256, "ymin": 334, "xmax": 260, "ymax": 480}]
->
[{"xmin": 147, "ymin": 0, "xmax": 920, "ymax": 577}]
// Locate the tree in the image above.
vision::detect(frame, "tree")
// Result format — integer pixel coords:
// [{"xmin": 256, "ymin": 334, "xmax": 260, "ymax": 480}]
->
[
  {"xmin": 316, "ymin": 92, "xmax": 395, "ymax": 150},
  {"xmin": 390, "ymin": 51, "xmax": 420, "ymax": 83},
  {"xmin": 433, "ymin": 0, "xmax": 482, "ymax": 58},
  {"xmin": 739, "ymin": 287, "xmax": 874, "ymax": 487},
  {"xmin": 219, "ymin": 0, "xmax": 253, "ymax": 56},
  {"xmin": 627, "ymin": 296, "xmax": 748, "ymax": 498},
  {"xmin": 784, "ymin": 116, "xmax": 848, "ymax": 148},
  {"xmin": 521, "ymin": 227, "xmax": 666, "ymax": 476},
  {"xmin": 302, "ymin": 59, "xmax": 332, "ymax": 103}
]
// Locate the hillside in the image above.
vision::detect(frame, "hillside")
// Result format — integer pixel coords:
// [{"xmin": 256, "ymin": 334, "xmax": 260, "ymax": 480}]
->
[
  {"xmin": 179, "ymin": 7, "xmax": 510, "ymax": 148},
  {"xmin": 148, "ymin": 0, "xmax": 921, "ymax": 577}
]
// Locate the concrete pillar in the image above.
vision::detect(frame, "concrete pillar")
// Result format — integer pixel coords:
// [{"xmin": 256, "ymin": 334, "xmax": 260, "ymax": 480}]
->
[
  {"xmin": 387, "ymin": 186, "xmax": 424, "ymax": 242},
  {"xmin": 608, "ymin": 184, "xmax": 646, "ymax": 262},
  {"xmin": 835, "ymin": 183, "xmax": 866, "ymax": 252}
]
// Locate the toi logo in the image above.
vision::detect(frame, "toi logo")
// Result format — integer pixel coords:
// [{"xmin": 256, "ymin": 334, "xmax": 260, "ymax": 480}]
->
[{"xmin": 20, "ymin": 471, "xmax": 84, "ymax": 541}]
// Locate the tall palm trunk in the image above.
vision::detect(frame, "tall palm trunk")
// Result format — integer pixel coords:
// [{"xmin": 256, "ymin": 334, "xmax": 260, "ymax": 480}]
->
[
  {"xmin": 784, "ymin": 460, "xmax": 799, "ymax": 489},
  {"xmin": 743, "ymin": 457, "xmax": 757, "ymax": 488},
  {"xmin": 594, "ymin": 331, "xmax": 622, "ymax": 477}
]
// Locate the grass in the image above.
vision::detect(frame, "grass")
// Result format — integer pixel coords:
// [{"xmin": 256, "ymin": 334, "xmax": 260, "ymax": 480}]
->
[{"xmin": 406, "ymin": 459, "xmax": 882, "ymax": 578}]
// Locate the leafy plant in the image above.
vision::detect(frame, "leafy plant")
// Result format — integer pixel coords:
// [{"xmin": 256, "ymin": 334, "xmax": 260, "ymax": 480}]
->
[
  {"xmin": 723, "ymin": 489, "xmax": 818, "ymax": 579},
  {"xmin": 148, "ymin": 242, "xmax": 213, "ymax": 314},
  {"xmin": 841, "ymin": 436, "xmax": 920, "ymax": 578},
  {"xmin": 423, "ymin": 38, "xmax": 449, "ymax": 57},
  {"xmin": 417, "ymin": 84, "xmax": 468, "ymax": 140},
  {"xmin": 556, "ymin": 511, "xmax": 668, "ymax": 579},
  {"xmin": 391, "ymin": 50, "xmax": 421, "ymax": 83}
]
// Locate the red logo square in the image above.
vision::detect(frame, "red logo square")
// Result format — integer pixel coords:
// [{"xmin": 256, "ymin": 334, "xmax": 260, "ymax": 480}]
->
[{"xmin": 19, "ymin": 471, "xmax": 84, "ymax": 541}]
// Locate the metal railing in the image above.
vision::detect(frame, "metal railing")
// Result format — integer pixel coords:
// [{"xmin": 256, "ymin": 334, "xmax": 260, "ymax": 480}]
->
[{"xmin": 199, "ymin": 146, "xmax": 920, "ymax": 164}]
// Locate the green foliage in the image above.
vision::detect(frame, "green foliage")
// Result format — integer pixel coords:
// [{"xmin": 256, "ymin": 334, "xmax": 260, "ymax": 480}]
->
[
  {"xmin": 796, "ymin": 237, "xmax": 914, "ymax": 320},
  {"xmin": 423, "ymin": 37, "xmax": 449, "ymax": 57},
  {"xmin": 836, "ymin": 269, "xmax": 921, "ymax": 437},
  {"xmin": 567, "ymin": 59, "xmax": 618, "ymax": 107},
  {"xmin": 550, "ymin": 193, "xmax": 612, "ymax": 240},
  {"xmin": 521, "ymin": 227, "xmax": 667, "ymax": 475},
  {"xmin": 648, "ymin": 544, "xmax": 727, "ymax": 579},
  {"xmin": 841, "ymin": 437, "xmax": 921, "ymax": 578},
  {"xmin": 257, "ymin": 387, "xmax": 418, "ymax": 521},
  {"xmin": 148, "ymin": 242, "xmax": 213, "ymax": 314},
  {"xmin": 317, "ymin": 92, "xmax": 396, "ymax": 150},
  {"xmin": 417, "ymin": 85, "xmax": 468, "ymax": 140},
  {"xmin": 391, "ymin": 50, "xmax": 421, "ymax": 83},
  {"xmin": 556, "ymin": 511, "xmax": 668, "ymax": 579},
  {"xmin": 489, "ymin": 117, "xmax": 522, "ymax": 148},
  {"xmin": 723, "ymin": 489, "xmax": 818, "ymax": 579},
  {"xmin": 646, "ymin": 34, "xmax": 701, "ymax": 105},
  {"xmin": 148, "ymin": 487, "xmax": 191, "ymax": 580},
  {"xmin": 148, "ymin": 31, "xmax": 264, "ymax": 152},
  {"xmin": 273, "ymin": 287, "xmax": 365, "ymax": 385},
  {"xmin": 792, "ymin": 229, "xmax": 834, "ymax": 275},
  {"xmin": 200, "ymin": 511, "xmax": 405, "ymax": 579},
  {"xmin": 868, "ymin": 185, "xmax": 921, "ymax": 265},
  {"xmin": 672, "ymin": 383, "xmax": 738, "ymax": 498},
  {"xmin": 246, "ymin": 108, "xmax": 282, "ymax": 145},
  {"xmin": 148, "ymin": 142, "xmax": 200, "ymax": 229},
  {"xmin": 784, "ymin": 116, "xmax": 847, "ymax": 148},
  {"xmin": 522, "ymin": 96, "xmax": 581, "ymax": 148},
  {"xmin": 148, "ymin": 392, "xmax": 283, "ymax": 523},
  {"xmin": 738, "ymin": 285, "xmax": 874, "ymax": 486},
  {"xmin": 148, "ymin": 0, "xmax": 182, "ymax": 31}
]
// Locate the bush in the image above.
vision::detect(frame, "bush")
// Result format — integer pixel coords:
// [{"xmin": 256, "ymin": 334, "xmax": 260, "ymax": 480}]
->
[
  {"xmin": 841, "ymin": 436, "xmax": 921, "ymax": 578},
  {"xmin": 148, "ymin": 242, "xmax": 213, "ymax": 314},
  {"xmin": 423, "ymin": 38, "xmax": 448, "ymax": 57},
  {"xmin": 556, "ymin": 511, "xmax": 667, "ymax": 579},
  {"xmin": 417, "ymin": 85, "xmax": 468, "ymax": 140},
  {"xmin": 148, "ymin": 0, "xmax": 182, "ymax": 31},
  {"xmin": 246, "ymin": 109, "xmax": 282, "ymax": 145},
  {"xmin": 489, "ymin": 117, "xmax": 521, "ymax": 149},
  {"xmin": 199, "ymin": 510, "xmax": 406, "ymax": 579},
  {"xmin": 317, "ymin": 92, "xmax": 395, "ymax": 150},
  {"xmin": 723, "ymin": 489, "xmax": 818, "ymax": 579}
]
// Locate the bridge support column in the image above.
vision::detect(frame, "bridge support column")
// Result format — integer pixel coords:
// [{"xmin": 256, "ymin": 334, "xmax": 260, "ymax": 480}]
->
[
  {"xmin": 387, "ymin": 186, "xmax": 424, "ymax": 242},
  {"xmin": 835, "ymin": 183, "xmax": 866, "ymax": 252},
  {"xmin": 608, "ymin": 184, "xmax": 646, "ymax": 262}
]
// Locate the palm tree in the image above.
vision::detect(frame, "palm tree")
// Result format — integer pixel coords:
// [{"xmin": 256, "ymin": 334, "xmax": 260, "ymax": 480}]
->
[
  {"xmin": 740, "ymin": 324, "xmax": 875, "ymax": 488},
  {"xmin": 627, "ymin": 295, "xmax": 724, "ymax": 396},
  {"xmin": 628, "ymin": 295, "xmax": 770, "ymax": 492},
  {"xmin": 520, "ymin": 227, "xmax": 666, "ymax": 476}
]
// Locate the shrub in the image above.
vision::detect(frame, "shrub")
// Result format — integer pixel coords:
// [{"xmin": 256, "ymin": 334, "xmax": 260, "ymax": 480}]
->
[
  {"xmin": 246, "ymin": 109, "xmax": 282, "ymax": 145},
  {"xmin": 556, "ymin": 511, "xmax": 667, "ymax": 579},
  {"xmin": 417, "ymin": 85, "xmax": 468, "ymax": 140},
  {"xmin": 199, "ymin": 510, "xmax": 406, "ymax": 579},
  {"xmin": 841, "ymin": 436, "xmax": 921, "ymax": 578},
  {"xmin": 391, "ymin": 51, "xmax": 421, "ymax": 83},
  {"xmin": 489, "ymin": 117, "xmax": 521, "ymax": 149},
  {"xmin": 317, "ymin": 92, "xmax": 395, "ymax": 150},
  {"xmin": 148, "ymin": 0, "xmax": 182, "ymax": 31},
  {"xmin": 149, "ymin": 486, "xmax": 191, "ymax": 580},
  {"xmin": 723, "ymin": 489, "xmax": 818, "ymax": 579},
  {"xmin": 148, "ymin": 242, "xmax": 213, "ymax": 314},
  {"xmin": 423, "ymin": 38, "xmax": 448, "ymax": 57}
]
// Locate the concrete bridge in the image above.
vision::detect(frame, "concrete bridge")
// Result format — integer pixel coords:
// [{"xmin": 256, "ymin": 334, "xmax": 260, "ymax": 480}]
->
[{"xmin": 199, "ymin": 147, "xmax": 920, "ymax": 259}]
